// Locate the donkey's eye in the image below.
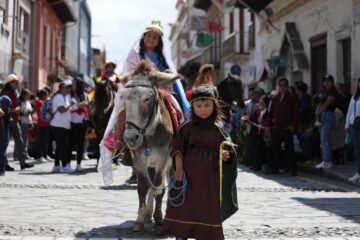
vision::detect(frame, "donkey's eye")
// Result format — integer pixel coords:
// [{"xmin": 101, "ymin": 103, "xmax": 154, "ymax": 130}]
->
[{"xmin": 144, "ymin": 98, "xmax": 151, "ymax": 102}]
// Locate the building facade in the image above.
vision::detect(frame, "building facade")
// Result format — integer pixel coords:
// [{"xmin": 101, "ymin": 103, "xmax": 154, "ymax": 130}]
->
[
  {"xmin": 258, "ymin": 0, "xmax": 360, "ymax": 94},
  {"xmin": 32, "ymin": 0, "xmax": 75, "ymax": 91},
  {"xmin": 0, "ymin": 0, "xmax": 16, "ymax": 83},
  {"xmin": 170, "ymin": 0, "xmax": 360, "ymax": 96},
  {"xmin": 64, "ymin": 0, "xmax": 92, "ymax": 87}
]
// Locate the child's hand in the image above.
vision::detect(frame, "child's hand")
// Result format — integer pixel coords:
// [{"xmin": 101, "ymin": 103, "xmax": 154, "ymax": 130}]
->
[
  {"xmin": 12, "ymin": 106, "xmax": 20, "ymax": 113},
  {"xmin": 222, "ymin": 150, "xmax": 230, "ymax": 161},
  {"xmin": 175, "ymin": 168, "xmax": 185, "ymax": 181}
]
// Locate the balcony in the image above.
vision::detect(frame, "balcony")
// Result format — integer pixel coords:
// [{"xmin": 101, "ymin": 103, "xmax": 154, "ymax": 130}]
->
[
  {"xmin": 47, "ymin": 0, "xmax": 76, "ymax": 23},
  {"xmin": 225, "ymin": 0, "xmax": 273, "ymax": 12},
  {"xmin": 194, "ymin": 0, "xmax": 212, "ymax": 11},
  {"xmin": 222, "ymin": 31, "xmax": 252, "ymax": 59}
]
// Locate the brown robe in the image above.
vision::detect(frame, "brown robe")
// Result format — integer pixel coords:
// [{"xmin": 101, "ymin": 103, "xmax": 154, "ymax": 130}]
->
[{"xmin": 162, "ymin": 119, "xmax": 225, "ymax": 240}]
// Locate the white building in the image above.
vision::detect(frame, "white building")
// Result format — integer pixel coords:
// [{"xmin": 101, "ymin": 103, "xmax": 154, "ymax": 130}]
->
[
  {"xmin": 0, "ymin": 0, "xmax": 15, "ymax": 83},
  {"xmin": 258, "ymin": 0, "xmax": 360, "ymax": 94}
]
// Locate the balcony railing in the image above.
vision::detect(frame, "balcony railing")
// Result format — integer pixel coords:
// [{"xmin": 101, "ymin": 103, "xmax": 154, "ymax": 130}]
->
[{"xmin": 222, "ymin": 31, "xmax": 252, "ymax": 58}]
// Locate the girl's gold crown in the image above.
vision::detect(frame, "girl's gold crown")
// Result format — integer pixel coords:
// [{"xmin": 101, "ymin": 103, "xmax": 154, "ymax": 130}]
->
[{"xmin": 145, "ymin": 20, "xmax": 163, "ymax": 37}]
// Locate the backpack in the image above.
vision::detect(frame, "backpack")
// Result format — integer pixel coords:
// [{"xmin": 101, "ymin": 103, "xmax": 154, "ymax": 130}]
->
[{"xmin": 39, "ymin": 96, "xmax": 57, "ymax": 123}]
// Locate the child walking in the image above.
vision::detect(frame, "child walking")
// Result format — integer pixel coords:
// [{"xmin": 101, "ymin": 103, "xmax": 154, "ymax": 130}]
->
[{"xmin": 162, "ymin": 84, "xmax": 238, "ymax": 240}]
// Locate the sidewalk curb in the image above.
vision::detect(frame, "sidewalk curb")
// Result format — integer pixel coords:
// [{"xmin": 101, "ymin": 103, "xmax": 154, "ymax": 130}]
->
[{"xmin": 298, "ymin": 163, "xmax": 350, "ymax": 184}]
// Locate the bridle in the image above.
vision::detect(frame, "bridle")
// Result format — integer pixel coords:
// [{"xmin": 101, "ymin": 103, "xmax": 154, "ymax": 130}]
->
[
  {"xmin": 123, "ymin": 80, "xmax": 187, "ymax": 200},
  {"xmin": 124, "ymin": 82, "xmax": 159, "ymax": 138}
]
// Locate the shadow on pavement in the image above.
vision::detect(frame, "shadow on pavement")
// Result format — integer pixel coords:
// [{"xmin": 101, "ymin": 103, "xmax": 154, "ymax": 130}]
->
[
  {"xmin": 237, "ymin": 164, "xmax": 358, "ymax": 193},
  {"xmin": 75, "ymin": 220, "xmax": 169, "ymax": 239},
  {"xmin": 292, "ymin": 197, "xmax": 360, "ymax": 224},
  {"xmin": 101, "ymin": 183, "xmax": 137, "ymax": 190},
  {"xmin": 18, "ymin": 167, "xmax": 98, "ymax": 176}
]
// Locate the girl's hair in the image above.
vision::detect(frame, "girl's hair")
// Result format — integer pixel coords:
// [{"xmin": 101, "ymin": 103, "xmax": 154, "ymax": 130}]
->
[
  {"xmin": 72, "ymin": 80, "xmax": 85, "ymax": 101},
  {"xmin": 193, "ymin": 73, "xmax": 214, "ymax": 88},
  {"xmin": 354, "ymin": 78, "xmax": 360, "ymax": 100},
  {"xmin": 0, "ymin": 82, "xmax": 13, "ymax": 95},
  {"xmin": 37, "ymin": 89, "xmax": 47, "ymax": 99},
  {"xmin": 190, "ymin": 98, "xmax": 225, "ymax": 123},
  {"xmin": 20, "ymin": 88, "xmax": 31, "ymax": 102},
  {"xmin": 139, "ymin": 32, "xmax": 169, "ymax": 70}
]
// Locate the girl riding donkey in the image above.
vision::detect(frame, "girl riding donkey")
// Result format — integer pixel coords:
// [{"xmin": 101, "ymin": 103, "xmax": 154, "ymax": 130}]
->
[
  {"xmin": 99, "ymin": 20, "xmax": 189, "ymax": 185},
  {"xmin": 162, "ymin": 84, "xmax": 238, "ymax": 240}
]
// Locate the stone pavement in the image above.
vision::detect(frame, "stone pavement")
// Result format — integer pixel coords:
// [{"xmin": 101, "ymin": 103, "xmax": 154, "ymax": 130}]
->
[{"xmin": 1, "ymin": 155, "xmax": 360, "ymax": 240}]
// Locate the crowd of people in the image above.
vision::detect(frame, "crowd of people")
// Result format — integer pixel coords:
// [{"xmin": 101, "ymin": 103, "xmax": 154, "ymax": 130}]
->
[
  {"xmin": 0, "ymin": 72, "xmax": 95, "ymax": 175},
  {"xmin": 237, "ymin": 75, "xmax": 360, "ymax": 183}
]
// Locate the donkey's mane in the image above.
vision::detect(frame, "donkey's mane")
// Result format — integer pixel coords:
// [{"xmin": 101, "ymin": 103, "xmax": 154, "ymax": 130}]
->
[{"xmin": 133, "ymin": 60, "xmax": 153, "ymax": 76}]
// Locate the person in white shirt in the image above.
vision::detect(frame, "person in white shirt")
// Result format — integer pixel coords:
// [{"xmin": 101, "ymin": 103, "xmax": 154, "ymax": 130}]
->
[
  {"xmin": 50, "ymin": 79, "xmax": 75, "ymax": 173},
  {"xmin": 68, "ymin": 77, "xmax": 89, "ymax": 172},
  {"xmin": 19, "ymin": 88, "xmax": 33, "ymax": 160},
  {"xmin": 345, "ymin": 78, "xmax": 360, "ymax": 183}
]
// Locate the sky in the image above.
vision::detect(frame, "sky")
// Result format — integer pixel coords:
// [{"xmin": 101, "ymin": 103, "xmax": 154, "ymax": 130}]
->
[{"xmin": 87, "ymin": 0, "xmax": 178, "ymax": 73}]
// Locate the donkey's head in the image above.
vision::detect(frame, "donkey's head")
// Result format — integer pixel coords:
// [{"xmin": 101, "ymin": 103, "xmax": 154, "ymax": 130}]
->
[{"xmin": 120, "ymin": 61, "xmax": 180, "ymax": 150}]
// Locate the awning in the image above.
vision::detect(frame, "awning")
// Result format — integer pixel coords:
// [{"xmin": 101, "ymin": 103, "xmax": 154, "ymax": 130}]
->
[
  {"xmin": 284, "ymin": 22, "xmax": 309, "ymax": 70},
  {"xmin": 225, "ymin": 0, "xmax": 273, "ymax": 12},
  {"xmin": 47, "ymin": 0, "xmax": 76, "ymax": 23},
  {"xmin": 194, "ymin": 0, "xmax": 212, "ymax": 11}
]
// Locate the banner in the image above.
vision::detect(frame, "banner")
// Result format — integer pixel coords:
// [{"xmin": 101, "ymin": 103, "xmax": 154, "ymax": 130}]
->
[
  {"xmin": 205, "ymin": 20, "xmax": 224, "ymax": 33},
  {"xmin": 196, "ymin": 32, "xmax": 214, "ymax": 48}
]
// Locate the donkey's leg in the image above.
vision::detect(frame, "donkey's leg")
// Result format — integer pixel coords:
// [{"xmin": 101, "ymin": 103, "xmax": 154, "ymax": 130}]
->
[
  {"xmin": 153, "ymin": 189, "xmax": 165, "ymax": 226},
  {"xmin": 133, "ymin": 176, "xmax": 148, "ymax": 232},
  {"xmin": 145, "ymin": 190, "xmax": 154, "ymax": 223}
]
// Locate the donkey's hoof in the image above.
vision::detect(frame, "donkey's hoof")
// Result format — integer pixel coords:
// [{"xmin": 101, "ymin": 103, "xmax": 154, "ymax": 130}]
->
[
  {"xmin": 133, "ymin": 222, "xmax": 144, "ymax": 232},
  {"xmin": 153, "ymin": 224, "xmax": 163, "ymax": 236},
  {"xmin": 144, "ymin": 216, "xmax": 153, "ymax": 223}
]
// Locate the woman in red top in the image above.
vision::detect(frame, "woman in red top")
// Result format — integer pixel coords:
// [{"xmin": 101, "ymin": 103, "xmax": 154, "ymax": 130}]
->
[
  {"xmin": 35, "ymin": 89, "xmax": 50, "ymax": 163},
  {"xmin": 0, "ymin": 74, "xmax": 34, "ymax": 170}
]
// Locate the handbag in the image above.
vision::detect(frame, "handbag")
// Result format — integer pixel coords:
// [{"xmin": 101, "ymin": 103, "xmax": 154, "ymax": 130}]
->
[{"xmin": 354, "ymin": 98, "xmax": 360, "ymax": 131}]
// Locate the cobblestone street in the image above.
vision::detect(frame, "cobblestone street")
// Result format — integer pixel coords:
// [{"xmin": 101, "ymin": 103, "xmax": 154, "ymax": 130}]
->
[{"xmin": 0, "ymin": 158, "xmax": 360, "ymax": 240}]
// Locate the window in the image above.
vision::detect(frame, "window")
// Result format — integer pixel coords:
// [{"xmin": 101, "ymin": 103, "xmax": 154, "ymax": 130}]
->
[
  {"xmin": 0, "ymin": 0, "xmax": 7, "ymax": 24},
  {"xmin": 229, "ymin": 11, "xmax": 234, "ymax": 34},
  {"xmin": 342, "ymin": 38, "xmax": 351, "ymax": 84},
  {"xmin": 310, "ymin": 34, "xmax": 327, "ymax": 94},
  {"xmin": 19, "ymin": 8, "xmax": 29, "ymax": 34},
  {"xmin": 43, "ymin": 25, "xmax": 47, "ymax": 58},
  {"xmin": 249, "ymin": 12, "xmax": 256, "ymax": 49},
  {"xmin": 0, "ymin": 7, "xmax": 5, "ymax": 24},
  {"xmin": 239, "ymin": 8, "xmax": 244, "ymax": 53}
]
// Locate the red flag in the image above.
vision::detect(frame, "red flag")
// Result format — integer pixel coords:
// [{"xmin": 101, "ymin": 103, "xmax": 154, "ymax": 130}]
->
[{"xmin": 205, "ymin": 20, "xmax": 224, "ymax": 33}]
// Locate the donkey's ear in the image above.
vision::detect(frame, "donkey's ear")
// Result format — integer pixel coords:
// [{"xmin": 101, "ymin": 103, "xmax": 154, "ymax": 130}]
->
[
  {"xmin": 119, "ymin": 72, "xmax": 132, "ymax": 85},
  {"xmin": 152, "ymin": 72, "xmax": 182, "ymax": 88}
]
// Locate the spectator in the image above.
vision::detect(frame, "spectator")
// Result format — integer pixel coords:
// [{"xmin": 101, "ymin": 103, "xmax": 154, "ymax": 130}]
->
[
  {"xmin": 35, "ymin": 89, "xmax": 50, "ymax": 163},
  {"xmin": 0, "ymin": 74, "xmax": 34, "ymax": 170},
  {"xmin": 19, "ymin": 88, "xmax": 34, "ymax": 160},
  {"xmin": 337, "ymin": 82, "xmax": 351, "ymax": 116},
  {"xmin": 68, "ymin": 77, "xmax": 89, "ymax": 172},
  {"xmin": 0, "ymin": 96, "xmax": 12, "ymax": 176},
  {"xmin": 248, "ymin": 95, "xmax": 271, "ymax": 171},
  {"xmin": 50, "ymin": 79, "xmax": 75, "ymax": 173},
  {"xmin": 268, "ymin": 77, "xmax": 298, "ymax": 175},
  {"xmin": 315, "ymin": 74, "xmax": 339, "ymax": 169},
  {"xmin": 186, "ymin": 64, "xmax": 215, "ymax": 100},
  {"xmin": 242, "ymin": 87, "xmax": 264, "ymax": 166},
  {"xmin": 295, "ymin": 83, "xmax": 314, "ymax": 161},
  {"xmin": 345, "ymin": 78, "xmax": 360, "ymax": 182}
]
